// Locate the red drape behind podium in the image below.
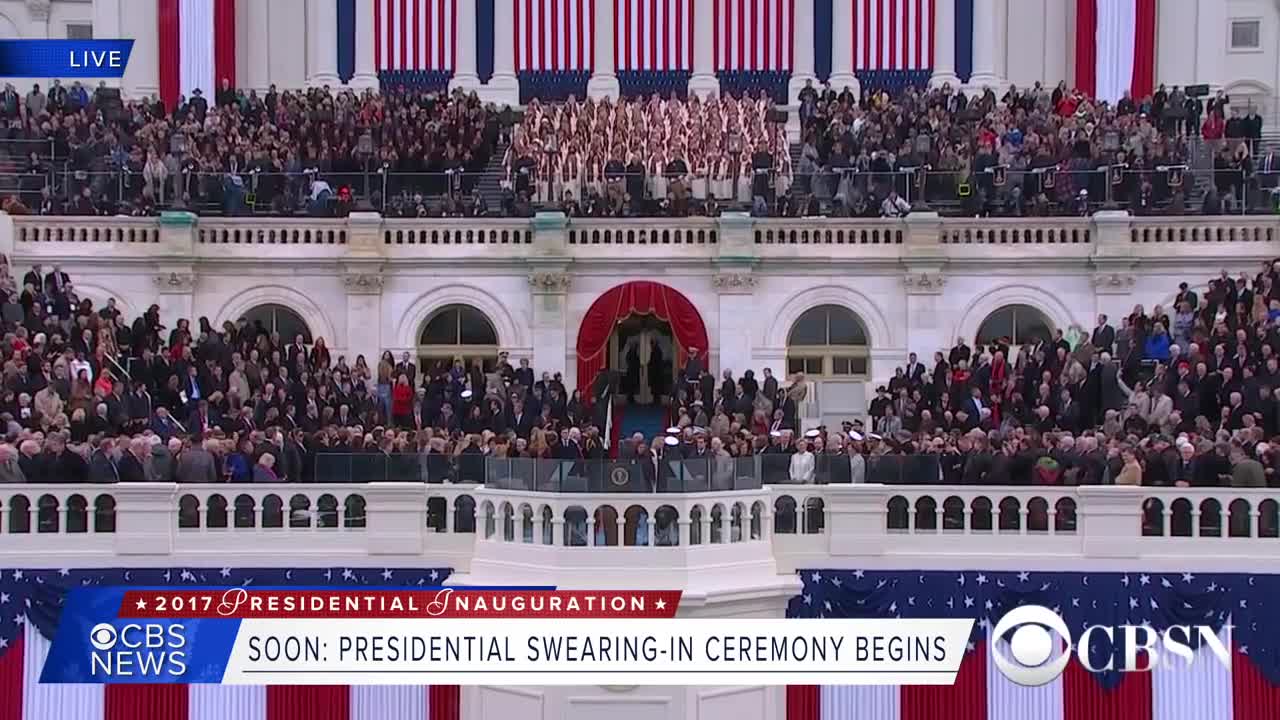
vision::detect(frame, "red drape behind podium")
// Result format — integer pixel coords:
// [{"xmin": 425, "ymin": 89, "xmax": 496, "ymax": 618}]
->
[{"xmin": 576, "ymin": 281, "xmax": 709, "ymax": 401}]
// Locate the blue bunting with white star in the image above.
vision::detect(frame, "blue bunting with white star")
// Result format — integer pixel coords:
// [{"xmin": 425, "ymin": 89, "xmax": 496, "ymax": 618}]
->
[
  {"xmin": 0, "ymin": 566, "xmax": 451, "ymax": 658},
  {"xmin": 788, "ymin": 570, "xmax": 1280, "ymax": 688}
]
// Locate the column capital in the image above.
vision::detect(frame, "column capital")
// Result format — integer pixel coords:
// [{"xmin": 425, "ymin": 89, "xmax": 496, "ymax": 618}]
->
[
  {"xmin": 153, "ymin": 270, "xmax": 197, "ymax": 294},
  {"xmin": 903, "ymin": 271, "xmax": 948, "ymax": 295},
  {"xmin": 711, "ymin": 272, "xmax": 758, "ymax": 294},
  {"xmin": 26, "ymin": 0, "xmax": 50, "ymax": 22},
  {"xmin": 343, "ymin": 271, "xmax": 386, "ymax": 295},
  {"xmin": 528, "ymin": 271, "xmax": 572, "ymax": 294}
]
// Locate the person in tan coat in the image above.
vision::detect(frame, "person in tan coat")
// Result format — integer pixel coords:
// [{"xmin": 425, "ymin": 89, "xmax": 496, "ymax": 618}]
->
[{"xmin": 1115, "ymin": 447, "xmax": 1144, "ymax": 486}]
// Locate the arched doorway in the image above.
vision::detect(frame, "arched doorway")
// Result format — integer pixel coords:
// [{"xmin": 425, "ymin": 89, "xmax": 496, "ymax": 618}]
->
[
  {"xmin": 576, "ymin": 282, "xmax": 710, "ymax": 409},
  {"xmin": 240, "ymin": 303, "xmax": 312, "ymax": 344},
  {"xmin": 418, "ymin": 304, "xmax": 501, "ymax": 378},
  {"xmin": 785, "ymin": 304, "xmax": 871, "ymax": 426},
  {"xmin": 975, "ymin": 304, "xmax": 1053, "ymax": 361}
]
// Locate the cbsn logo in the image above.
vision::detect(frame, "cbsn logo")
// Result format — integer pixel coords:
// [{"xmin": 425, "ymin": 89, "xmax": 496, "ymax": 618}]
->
[
  {"xmin": 88, "ymin": 623, "xmax": 187, "ymax": 677},
  {"xmin": 990, "ymin": 605, "xmax": 1231, "ymax": 686}
]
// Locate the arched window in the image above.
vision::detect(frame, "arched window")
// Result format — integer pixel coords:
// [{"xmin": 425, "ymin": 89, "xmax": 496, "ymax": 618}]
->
[
  {"xmin": 975, "ymin": 304, "xmax": 1053, "ymax": 348},
  {"xmin": 786, "ymin": 304, "xmax": 870, "ymax": 378},
  {"xmin": 418, "ymin": 304, "xmax": 500, "ymax": 373},
  {"xmin": 240, "ymin": 304, "xmax": 311, "ymax": 344}
]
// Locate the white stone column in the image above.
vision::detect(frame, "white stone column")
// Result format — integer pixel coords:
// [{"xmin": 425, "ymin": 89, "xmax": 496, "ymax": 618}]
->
[
  {"xmin": 966, "ymin": 0, "xmax": 1001, "ymax": 90},
  {"xmin": 343, "ymin": 269, "xmax": 384, "ymax": 360},
  {"xmin": 351, "ymin": 0, "xmax": 379, "ymax": 90},
  {"xmin": 714, "ymin": 272, "xmax": 756, "ymax": 380},
  {"xmin": 1193, "ymin": 0, "xmax": 1226, "ymax": 91},
  {"xmin": 1042, "ymin": 0, "xmax": 1067, "ymax": 87},
  {"xmin": 308, "ymin": 0, "xmax": 341, "ymax": 87},
  {"xmin": 484, "ymin": 0, "xmax": 520, "ymax": 104},
  {"xmin": 448, "ymin": 0, "xmax": 481, "ymax": 93},
  {"xmin": 930, "ymin": 0, "xmax": 960, "ymax": 88},
  {"xmin": 243, "ymin": 0, "xmax": 272, "ymax": 92},
  {"xmin": 688, "ymin": 0, "xmax": 720, "ymax": 98},
  {"xmin": 529, "ymin": 271, "xmax": 570, "ymax": 383},
  {"xmin": 586, "ymin": 0, "xmax": 620, "ymax": 99},
  {"xmin": 828, "ymin": 0, "xmax": 860, "ymax": 97}
]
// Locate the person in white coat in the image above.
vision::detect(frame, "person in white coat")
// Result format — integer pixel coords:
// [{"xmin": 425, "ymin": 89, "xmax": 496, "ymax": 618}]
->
[
  {"xmin": 789, "ymin": 438, "xmax": 815, "ymax": 484},
  {"xmin": 847, "ymin": 433, "xmax": 867, "ymax": 484}
]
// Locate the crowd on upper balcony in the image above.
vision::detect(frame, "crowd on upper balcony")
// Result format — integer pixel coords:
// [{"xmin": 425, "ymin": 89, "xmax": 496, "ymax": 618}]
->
[
  {"xmin": 0, "ymin": 79, "xmax": 498, "ymax": 218},
  {"xmin": 502, "ymin": 91, "xmax": 791, "ymax": 218},
  {"xmin": 794, "ymin": 79, "xmax": 1273, "ymax": 219},
  {"xmin": 3, "ymin": 74, "xmax": 1272, "ymax": 219}
]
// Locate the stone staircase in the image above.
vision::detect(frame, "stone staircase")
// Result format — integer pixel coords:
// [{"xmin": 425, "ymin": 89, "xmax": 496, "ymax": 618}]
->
[{"xmin": 476, "ymin": 142, "xmax": 508, "ymax": 211}]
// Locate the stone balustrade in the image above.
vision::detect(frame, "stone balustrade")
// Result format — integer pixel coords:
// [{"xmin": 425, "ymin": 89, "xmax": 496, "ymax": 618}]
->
[
  {"xmin": 5, "ymin": 212, "xmax": 1278, "ymax": 265},
  {"xmin": 4, "ymin": 483, "xmax": 1275, "ymax": 573}
]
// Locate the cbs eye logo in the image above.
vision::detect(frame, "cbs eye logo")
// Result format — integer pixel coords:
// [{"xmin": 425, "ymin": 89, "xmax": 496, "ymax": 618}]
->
[
  {"xmin": 990, "ymin": 605, "xmax": 1072, "ymax": 686},
  {"xmin": 89, "ymin": 623, "xmax": 119, "ymax": 651}
]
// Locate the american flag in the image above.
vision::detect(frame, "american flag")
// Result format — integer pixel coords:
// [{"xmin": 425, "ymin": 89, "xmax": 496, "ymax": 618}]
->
[
  {"xmin": 713, "ymin": 0, "xmax": 795, "ymax": 72},
  {"xmin": 0, "ymin": 566, "xmax": 455, "ymax": 720},
  {"xmin": 616, "ymin": 0, "xmax": 695, "ymax": 72},
  {"xmin": 514, "ymin": 0, "xmax": 596, "ymax": 72},
  {"xmin": 375, "ymin": 0, "xmax": 457, "ymax": 72},
  {"xmin": 789, "ymin": 569, "xmax": 1280, "ymax": 720},
  {"xmin": 853, "ymin": 0, "xmax": 935, "ymax": 71}
]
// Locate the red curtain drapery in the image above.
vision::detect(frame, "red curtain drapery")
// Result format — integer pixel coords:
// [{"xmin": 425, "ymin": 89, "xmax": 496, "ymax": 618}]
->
[
  {"xmin": 1232, "ymin": 648, "xmax": 1280, "ymax": 720},
  {"xmin": 1130, "ymin": 0, "xmax": 1157, "ymax": 99},
  {"xmin": 213, "ymin": 0, "xmax": 237, "ymax": 90},
  {"xmin": 157, "ymin": 0, "xmax": 180, "ymax": 111},
  {"xmin": 785, "ymin": 685, "xmax": 819, "ymax": 720},
  {"xmin": 1073, "ymin": 0, "xmax": 1097, "ymax": 98},
  {"xmin": 901, "ymin": 642, "xmax": 987, "ymax": 720},
  {"xmin": 575, "ymin": 281, "xmax": 710, "ymax": 401},
  {"xmin": 429, "ymin": 685, "xmax": 462, "ymax": 720},
  {"xmin": 266, "ymin": 685, "xmax": 351, "ymax": 720},
  {"xmin": 105, "ymin": 684, "xmax": 189, "ymax": 720}
]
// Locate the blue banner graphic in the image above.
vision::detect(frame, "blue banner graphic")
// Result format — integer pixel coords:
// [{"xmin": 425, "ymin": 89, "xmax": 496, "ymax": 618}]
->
[
  {"xmin": 43, "ymin": 586, "xmax": 243, "ymax": 684},
  {"xmin": 0, "ymin": 40, "xmax": 134, "ymax": 78}
]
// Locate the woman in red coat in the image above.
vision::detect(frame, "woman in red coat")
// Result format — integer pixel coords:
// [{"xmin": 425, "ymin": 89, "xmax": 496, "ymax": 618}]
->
[{"xmin": 390, "ymin": 374, "xmax": 414, "ymax": 428}]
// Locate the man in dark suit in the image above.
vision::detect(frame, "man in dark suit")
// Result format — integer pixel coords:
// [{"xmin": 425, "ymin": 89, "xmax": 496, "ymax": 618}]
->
[
  {"xmin": 22, "ymin": 264, "xmax": 43, "ymax": 294},
  {"xmin": 904, "ymin": 353, "xmax": 926, "ymax": 387},
  {"xmin": 18, "ymin": 439, "xmax": 46, "ymax": 483},
  {"xmin": 89, "ymin": 438, "xmax": 121, "ymax": 483},
  {"xmin": 43, "ymin": 264, "xmax": 70, "ymax": 300},
  {"xmin": 45, "ymin": 433, "xmax": 88, "ymax": 483},
  {"xmin": 1090, "ymin": 314, "xmax": 1115, "ymax": 355},
  {"xmin": 513, "ymin": 358, "xmax": 534, "ymax": 390},
  {"xmin": 117, "ymin": 437, "xmax": 148, "ymax": 483},
  {"xmin": 762, "ymin": 368, "xmax": 779, "ymax": 403}
]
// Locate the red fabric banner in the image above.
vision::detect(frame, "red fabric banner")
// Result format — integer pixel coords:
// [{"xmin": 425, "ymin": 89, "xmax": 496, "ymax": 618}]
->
[
  {"xmin": 1232, "ymin": 649, "xmax": 1280, "ymax": 720},
  {"xmin": 214, "ymin": 0, "xmax": 237, "ymax": 90},
  {"xmin": 1130, "ymin": 0, "xmax": 1156, "ymax": 99},
  {"xmin": 105, "ymin": 684, "xmax": 189, "ymax": 720},
  {"xmin": 157, "ymin": 0, "xmax": 180, "ymax": 110},
  {"xmin": 575, "ymin": 281, "xmax": 709, "ymax": 401},
  {"xmin": 901, "ymin": 642, "xmax": 987, "ymax": 720},
  {"xmin": 267, "ymin": 685, "xmax": 351, "ymax": 720},
  {"xmin": 1073, "ymin": 0, "xmax": 1096, "ymax": 98},
  {"xmin": 429, "ymin": 685, "xmax": 461, "ymax": 720},
  {"xmin": 785, "ymin": 685, "xmax": 819, "ymax": 720},
  {"xmin": 1063, "ymin": 656, "xmax": 1152, "ymax": 720},
  {"xmin": 0, "ymin": 629, "xmax": 21, "ymax": 720}
]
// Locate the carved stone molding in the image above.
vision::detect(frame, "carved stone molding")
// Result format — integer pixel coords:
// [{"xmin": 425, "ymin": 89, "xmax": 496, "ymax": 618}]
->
[
  {"xmin": 153, "ymin": 272, "xmax": 196, "ymax": 293},
  {"xmin": 26, "ymin": 0, "xmax": 50, "ymax": 21},
  {"xmin": 343, "ymin": 273, "xmax": 386, "ymax": 294},
  {"xmin": 528, "ymin": 272, "xmax": 571, "ymax": 293},
  {"xmin": 1092, "ymin": 273, "xmax": 1136, "ymax": 294},
  {"xmin": 711, "ymin": 273, "xmax": 758, "ymax": 292},
  {"xmin": 903, "ymin": 272, "xmax": 947, "ymax": 294}
]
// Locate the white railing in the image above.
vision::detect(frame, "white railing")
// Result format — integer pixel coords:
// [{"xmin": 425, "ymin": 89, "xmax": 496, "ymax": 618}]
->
[
  {"xmin": 7, "ymin": 212, "xmax": 1280, "ymax": 265},
  {"xmin": 4, "ymin": 483, "xmax": 1277, "ymax": 573}
]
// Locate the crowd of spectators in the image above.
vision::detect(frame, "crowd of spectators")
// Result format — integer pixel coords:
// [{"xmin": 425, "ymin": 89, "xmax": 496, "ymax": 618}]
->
[
  {"xmin": 1, "ymin": 80, "xmax": 498, "ymax": 217},
  {"xmin": 794, "ymin": 79, "xmax": 1274, "ymax": 218},
  {"xmin": 2, "ymin": 77, "xmax": 1275, "ymax": 218},
  {"xmin": 0, "ymin": 245, "xmax": 1277, "ymax": 496},
  {"xmin": 504, "ymin": 91, "xmax": 791, "ymax": 217}
]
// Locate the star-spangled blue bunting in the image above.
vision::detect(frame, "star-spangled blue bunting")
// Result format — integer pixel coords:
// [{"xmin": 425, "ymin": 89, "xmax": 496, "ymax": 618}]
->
[
  {"xmin": 789, "ymin": 569, "xmax": 1280, "ymax": 688},
  {"xmin": 0, "ymin": 566, "xmax": 451, "ymax": 656}
]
